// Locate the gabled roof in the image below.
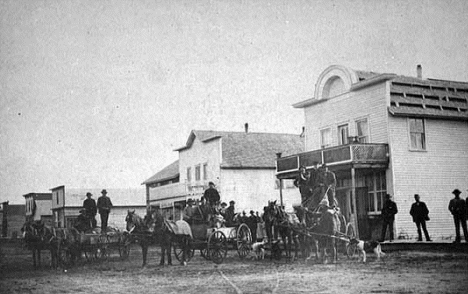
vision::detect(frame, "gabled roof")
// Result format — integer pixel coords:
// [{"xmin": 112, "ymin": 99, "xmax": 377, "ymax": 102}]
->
[
  {"xmin": 23, "ymin": 193, "xmax": 52, "ymax": 201},
  {"xmin": 142, "ymin": 160, "xmax": 179, "ymax": 185},
  {"xmin": 179, "ymin": 130, "xmax": 304, "ymax": 169}
]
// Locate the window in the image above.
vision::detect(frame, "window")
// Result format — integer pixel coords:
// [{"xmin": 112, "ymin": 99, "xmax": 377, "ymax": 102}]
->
[
  {"xmin": 195, "ymin": 165, "xmax": 201, "ymax": 181},
  {"xmin": 186, "ymin": 167, "xmax": 192, "ymax": 183},
  {"xmin": 409, "ymin": 118, "xmax": 426, "ymax": 150},
  {"xmin": 320, "ymin": 128, "xmax": 332, "ymax": 148},
  {"xmin": 338, "ymin": 124, "xmax": 349, "ymax": 145},
  {"xmin": 365, "ymin": 171, "xmax": 386, "ymax": 214},
  {"xmin": 203, "ymin": 163, "xmax": 208, "ymax": 180},
  {"xmin": 356, "ymin": 118, "xmax": 369, "ymax": 143}
]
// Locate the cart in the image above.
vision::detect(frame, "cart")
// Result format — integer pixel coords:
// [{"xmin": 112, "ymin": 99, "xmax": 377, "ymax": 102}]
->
[{"xmin": 173, "ymin": 222, "xmax": 252, "ymax": 264}]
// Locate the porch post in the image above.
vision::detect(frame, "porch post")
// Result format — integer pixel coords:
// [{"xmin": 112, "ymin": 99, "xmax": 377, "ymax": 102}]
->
[
  {"xmin": 276, "ymin": 152, "xmax": 284, "ymax": 208},
  {"xmin": 351, "ymin": 166, "xmax": 359, "ymax": 238}
]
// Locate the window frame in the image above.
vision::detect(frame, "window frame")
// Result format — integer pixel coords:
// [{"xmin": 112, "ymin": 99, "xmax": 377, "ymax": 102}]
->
[
  {"xmin": 337, "ymin": 123, "xmax": 349, "ymax": 145},
  {"xmin": 186, "ymin": 167, "xmax": 192, "ymax": 183},
  {"xmin": 203, "ymin": 163, "xmax": 208, "ymax": 181},
  {"xmin": 365, "ymin": 171, "xmax": 386, "ymax": 215},
  {"xmin": 355, "ymin": 118, "xmax": 369, "ymax": 143},
  {"xmin": 320, "ymin": 127, "xmax": 332, "ymax": 149},
  {"xmin": 408, "ymin": 118, "xmax": 426, "ymax": 151},
  {"xmin": 195, "ymin": 165, "xmax": 201, "ymax": 181}
]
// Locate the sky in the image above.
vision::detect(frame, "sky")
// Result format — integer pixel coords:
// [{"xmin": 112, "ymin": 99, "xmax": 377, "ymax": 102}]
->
[{"xmin": 1, "ymin": 0, "xmax": 467, "ymax": 204}]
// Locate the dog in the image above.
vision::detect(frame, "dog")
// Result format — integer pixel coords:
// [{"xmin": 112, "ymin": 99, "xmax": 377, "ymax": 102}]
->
[
  {"xmin": 348, "ymin": 238, "xmax": 385, "ymax": 263},
  {"xmin": 251, "ymin": 239, "xmax": 267, "ymax": 260}
]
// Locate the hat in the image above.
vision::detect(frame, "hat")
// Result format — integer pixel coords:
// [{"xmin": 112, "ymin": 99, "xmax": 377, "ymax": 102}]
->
[
  {"xmin": 250, "ymin": 210, "xmax": 255, "ymax": 214},
  {"xmin": 101, "ymin": 189, "xmax": 107, "ymax": 194},
  {"xmin": 229, "ymin": 200, "xmax": 235, "ymax": 204},
  {"xmin": 452, "ymin": 189, "xmax": 462, "ymax": 195},
  {"xmin": 220, "ymin": 202, "xmax": 227, "ymax": 207},
  {"xmin": 187, "ymin": 198, "xmax": 194, "ymax": 203},
  {"xmin": 208, "ymin": 181, "xmax": 215, "ymax": 186},
  {"xmin": 86, "ymin": 192, "xmax": 92, "ymax": 197}
]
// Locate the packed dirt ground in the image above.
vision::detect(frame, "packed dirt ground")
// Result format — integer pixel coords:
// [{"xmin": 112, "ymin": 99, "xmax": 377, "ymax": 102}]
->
[{"xmin": 1, "ymin": 241, "xmax": 467, "ymax": 294}]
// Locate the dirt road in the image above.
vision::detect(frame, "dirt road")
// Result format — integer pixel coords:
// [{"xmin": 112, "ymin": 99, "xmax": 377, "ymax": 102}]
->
[{"xmin": 1, "ymin": 242, "xmax": 467, "ymax": 294}]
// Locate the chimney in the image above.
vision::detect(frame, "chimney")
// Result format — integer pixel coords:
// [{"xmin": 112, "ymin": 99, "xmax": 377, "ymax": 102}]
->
[
  {"xmin": 417, "ymin": 64, "xmax": 422, "ymax": 79},
  {"xmin": 244, "ymin": 123, "xmax": 249, "ymax": 133}
]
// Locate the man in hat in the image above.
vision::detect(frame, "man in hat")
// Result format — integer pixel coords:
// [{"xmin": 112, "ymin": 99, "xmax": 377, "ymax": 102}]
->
[
  {"xmin": 410, "ymin": 194, "xmax": 432, "ymax": 242},
  {"xmin": 183, "ymin": 198, "xmax": 198, "ymax": 223},
  {"xmin": 203, "ymin": 181, "xmax": 220, "ymax": 209},
  {"xmin": 380, "ymin": 194, "xmax": 398, "ymax": 242},
  {"xmin": 225, "ymin": 200, "xmax": 236, "ymax": 226},
  {"xmin": 448, "ymin": 189, "xmax": 468, "ymax": 243},
  {"xmin": 83, "ymin": 192, "xmax": 97, "ymax": 228},
  {"xmin": 97, "ymin": 189, "xmax": 113, "ymax": 232},
  {"xmin": 75, "ymin": 209, "xmax": 91, "ymax": 232}
]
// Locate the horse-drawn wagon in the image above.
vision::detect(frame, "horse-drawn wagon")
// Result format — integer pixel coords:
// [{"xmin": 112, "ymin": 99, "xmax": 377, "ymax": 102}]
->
[
  {"xmin": 172, "ymin": 221, "xmax": 253, "ymax": 264},
  {"xmin": 57, "ymin": 229, "xmax": 131, "ymax": 266}
]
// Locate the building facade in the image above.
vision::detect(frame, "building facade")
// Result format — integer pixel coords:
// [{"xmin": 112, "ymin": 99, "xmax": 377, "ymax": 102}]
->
[
  {"xmin": 0, "ymin": 202, "xmax": 25, "ymax": 238},
  {"xmin": 277, "ymin": 65, "xmax": 468, "ymax": 241},
  {"xmin": 144, "ymin": 128, "xmax": 304, "ymax": 219},
  {"xmin": 50, "ymin": 186, "xmax": 146, "ymax": 230},
  {"xmin": 23, "ymin": 192, "xmax": 53, "ymax": 225}
]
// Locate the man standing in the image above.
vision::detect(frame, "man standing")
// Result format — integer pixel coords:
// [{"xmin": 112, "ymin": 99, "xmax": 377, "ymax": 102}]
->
[
  {"xmin": 448, "ymin": 189, "xmax": 468, "ymax": 243},
  {"xmin": 410, "ymin": 194, "xmax": 431, "ymax": 241},
  {"xmin": 97, "ymin": 189, "xmax": 113, "ymax": 232},
  {"xmin": 83, "ymin": 192, "xmax": 97, "ymax": 228},
  {"xmin": 203, "ymin": 182, "xmax": 220, "ymax": 209},
  {"xmin": 294, "ymin": 165, "xmax": 312, "ymax": 206},
  {"xmin": 248, "ymin": 210, "xmax": 258, "ymax": 242},
  {"xmin": 380, "ymin": 194, "xmax": 398, "ymax": 242}
]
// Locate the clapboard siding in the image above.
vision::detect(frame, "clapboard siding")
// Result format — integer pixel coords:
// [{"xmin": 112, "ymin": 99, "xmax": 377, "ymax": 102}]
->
[
  {"xmin": 389, "ymin": 116, "xmax": 468, "ymax": 240},
  {"xmin": 304, "ymin": 83, "xmax": 388, "ymax": 150},
  {"xmin": 221, "ymin": 169, "xmax": 300, "ymax": 214}
]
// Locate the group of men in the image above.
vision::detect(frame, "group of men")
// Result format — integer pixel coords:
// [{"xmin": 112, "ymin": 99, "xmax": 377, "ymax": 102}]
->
[
  {"xmin": 76, "ymin": 189, "xmax": 113, "ymax": 232},
  {"xmin": 294, "ymin": 163, "xmax": 338, "ymax": 210},
  {"xmin": 380, "ymin": 189, "xmax": 468, "ymax": 243}
]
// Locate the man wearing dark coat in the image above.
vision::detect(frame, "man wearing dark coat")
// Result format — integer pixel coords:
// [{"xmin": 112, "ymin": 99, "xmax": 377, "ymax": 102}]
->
[
  {"xmin": 410, "ymin": 194, "xmax": 431, "ymax": 242},
  {"xmin": 83, "ymin": 192, "xmax": 97, "ymax": 228},
  {"xmin": 225, "ymin": 201, "xmax": 236, "ymax": 226},
  {"xmin": 97, "ymin": 189, "xmax": 113, "ymax": 232},
  {"xmin": 294, "ymin": 165, "xmax": 314, "ymax": 207},
  {"xmin": 380, "ymin": 194, "xmax": 398, "ymax": 242},
  {"xmin": 448, "ymin": 189, "xmax": 468, "ymax": 243},
  {"xmin": 203, "ymin": 182, "xmax": 220, "ymax": 208}
]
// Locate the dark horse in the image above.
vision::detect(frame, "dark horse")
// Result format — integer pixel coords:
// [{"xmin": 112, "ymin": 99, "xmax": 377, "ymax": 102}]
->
[
  {"xmin": 263, "ymin": 201, "xmax": 300, "ymax": 260},
  {"xmin": 21, "ymin": 221, "xmax": 58, "ymax": 268},
  {"xmin": 125, "ymin": 210, "xmax": 192, "ymax": 267},
  {"xmin": 295, "ymin": 205, "xmax": 343, "ymax": 264}
]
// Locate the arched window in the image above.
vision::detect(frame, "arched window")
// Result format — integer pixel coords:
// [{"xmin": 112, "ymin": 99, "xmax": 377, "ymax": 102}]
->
[{"xmin": 323, "ymin": 76, "xmax": 345, "ymax": 98}]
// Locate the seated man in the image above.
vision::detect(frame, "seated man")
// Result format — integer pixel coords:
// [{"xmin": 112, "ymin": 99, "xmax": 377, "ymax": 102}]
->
[{"xmin": 74, "ymin": 209, "xmax": 91, "ymax": 232}]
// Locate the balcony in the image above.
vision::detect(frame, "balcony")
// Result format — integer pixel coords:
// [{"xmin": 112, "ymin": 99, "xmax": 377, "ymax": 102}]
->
[
  {"xmin": 148, "ymin": 182, "xmax": 207, "ymax": 203},
  {"xmin": 276, "ymin": 143, "xmax": 389, "ymax": 179}
]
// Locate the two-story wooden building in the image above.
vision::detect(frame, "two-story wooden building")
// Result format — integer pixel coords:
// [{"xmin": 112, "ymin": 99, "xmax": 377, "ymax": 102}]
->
[
  {"xmin": 143, "ymin": 126, "xmax": 304, "ymax": 219},
  {"xmin": 23, "ymin": 192, "xmax": 53, "ymax": 225},
  {"xmin": 276, "ymin": 65, "xmax": 468, "ymax": 241}
]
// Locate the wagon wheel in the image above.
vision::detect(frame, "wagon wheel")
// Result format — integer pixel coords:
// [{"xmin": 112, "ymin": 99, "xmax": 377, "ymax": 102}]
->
[
  {"xmin": 236, "ymin": 223, "xmax": 252, "ymax": 259},
  {"xmin": 97, "ymin": 235, "xmax": 109, "ymax": 261},
  {"xmin": 119, "ymin": 233, "xmax": 131, "ymax": 259},
  {"xmin": 173, "ymin": 237, "xmax": 195, "ymax": 263},
  {"xmin": 345, "ymin": 223, "xmax": 357, "ymax": 258},
  {"xmin": 208, "ymin": 231, "xmax": 227, "ymax": 264},
  {"xmin": 271, "ymin": 241, "xmax": 283, "ymax": 260}
]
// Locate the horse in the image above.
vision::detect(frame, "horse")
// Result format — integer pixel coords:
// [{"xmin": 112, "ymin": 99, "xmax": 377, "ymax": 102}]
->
[
  {"xmin": 263, "ymin": 201, "xmax": 300, "ymax": 261},
  {"xmin": 125, "ymin": 210, "xmax": 192, "ymax": 267},
  {"xmin": 21, "ymin": 221, "xmax": 59, "ymax": 269},
  {"xmin": 295, "ymin": 205, "xmax": 343, "ymax": 264}
]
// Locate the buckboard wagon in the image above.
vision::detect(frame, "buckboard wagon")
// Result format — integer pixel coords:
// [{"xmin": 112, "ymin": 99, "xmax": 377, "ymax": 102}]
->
[
  {"xmin": 172, "ymin": 222, "xmax": 253, "ymax": 264},
  {"xmin": 58, "ymin": 230, "xmax": 131, "ymax": 266}
]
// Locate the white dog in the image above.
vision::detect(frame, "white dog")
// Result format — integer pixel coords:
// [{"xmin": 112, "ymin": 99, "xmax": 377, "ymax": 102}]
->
[
  {"xmin": 252, "ymin": 239, "xmax": 267, "ymax": 260},
  {"xmin": 348, "ymin": 238, "xmax": 385, "ymax": 263}
]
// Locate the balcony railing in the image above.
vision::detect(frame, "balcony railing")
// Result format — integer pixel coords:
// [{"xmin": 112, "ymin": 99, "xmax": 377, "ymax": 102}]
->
[
  {"xmin": 148, "ymin": 182, "xmax": 209, "ymax": 203},
  {"xmin": 276, "ymin": 143, "xmax": 389, "ymax": 178}
]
